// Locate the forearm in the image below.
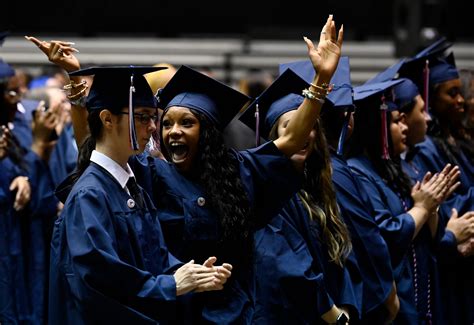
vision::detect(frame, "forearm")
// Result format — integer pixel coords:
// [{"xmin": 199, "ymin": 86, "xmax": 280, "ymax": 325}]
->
[
  {"xmin": 427, "ymin": 210, "xmax": 439, "ymax": 238},
  {"xmin": 274, "ymin": 73, "xmax": 330, "ymax": 156},
  {"xmin": 31, "ymin": 140, "xmax": 55, "ymax": 161},
  {"xmin": 70, "ymin": 105, "xmax": 90, "ymax": 148},
  {"xmin": 408, "ymin": 205, "xmax": 430, "ymax": 239}
]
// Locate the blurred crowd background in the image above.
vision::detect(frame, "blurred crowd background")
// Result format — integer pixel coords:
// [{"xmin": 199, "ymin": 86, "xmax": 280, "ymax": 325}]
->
[{"xmin": 1, "ymin": 0, "xmax": 473, "ymax": 90}]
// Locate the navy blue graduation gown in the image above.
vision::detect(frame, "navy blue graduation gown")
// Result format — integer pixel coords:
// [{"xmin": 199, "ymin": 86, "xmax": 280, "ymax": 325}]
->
[
  {"xmin": 348, "ymin": 155, "xmax": 441, "ymax": 325},
  {"xmin": 252, "ymin": 194, "xmax": 361, "ymax": 325},
  {"xmin": 49, "ymin": 123, "xmax": 78, "ymax": 187},
  {"xmin": 11, "ymin": 109, "xmax": 59, "ymax": 324},
  {"xmin": 402, "ymin": 151, "xmax": 474, "ymax": 325},
  {"xmin": 131, "ymin": 141, "xmax": 302, "ymax": 324},
  {"xmin": 49, "ymin": 162, "xmax": 182, "ymax": 324},
  {"xmin": 331, "ymin": 153, "xmax": 394, "ymax": 323},
  {"xmin": 0, "ymin": 158, "xmax": 31, "ymax": 324},
  {"xmin": 12, "ymin": 100, "xmax": 37, "ymax": 150}
]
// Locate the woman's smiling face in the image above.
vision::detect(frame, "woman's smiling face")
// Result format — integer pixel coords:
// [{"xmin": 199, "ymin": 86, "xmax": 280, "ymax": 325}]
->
[{"xmin": 161, "ymin": 106, "xmax": 201, "ymax": 172}]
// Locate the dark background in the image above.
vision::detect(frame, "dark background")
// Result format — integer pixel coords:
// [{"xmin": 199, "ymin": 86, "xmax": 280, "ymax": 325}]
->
[{"xmin": 1, "ymin": 0, "xmax": 472, "ymax": 54}]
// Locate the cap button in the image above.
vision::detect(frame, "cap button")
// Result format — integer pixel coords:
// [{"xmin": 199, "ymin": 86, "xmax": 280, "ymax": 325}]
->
[
  {"xmin": 197, "ymin": 197, "xmax": 206, "ymax": 207},
  {"xmin": 127, "ymin": 198, "xmax": 136, "ymax": 209}
]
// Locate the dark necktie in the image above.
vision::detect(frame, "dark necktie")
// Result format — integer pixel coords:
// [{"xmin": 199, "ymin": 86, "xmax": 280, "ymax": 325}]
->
[{"xmin": 126, "ymin": 177, "xmax": 145, "ymax": 209}]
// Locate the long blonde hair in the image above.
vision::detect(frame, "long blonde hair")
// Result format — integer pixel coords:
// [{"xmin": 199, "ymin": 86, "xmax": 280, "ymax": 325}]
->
[{"xmin": 270, "ymin": 118, "xmax": 352, "ymax": 267}]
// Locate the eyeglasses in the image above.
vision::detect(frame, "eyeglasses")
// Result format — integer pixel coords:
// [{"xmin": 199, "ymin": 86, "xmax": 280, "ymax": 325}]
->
[{"xmin": 117, "ymin": 111, "xmax": 159, "ymax": 125}]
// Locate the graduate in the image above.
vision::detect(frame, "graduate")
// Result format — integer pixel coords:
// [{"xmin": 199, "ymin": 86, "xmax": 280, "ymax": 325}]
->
[
  {"xmin": 0, "ymin": 58, "xmax": 32, "ymax": 324},
  {"xmin": 47, "ymin": 66, "xmax": 232, "ymax": 324},
  {"xmin": 371, "ymin": 54, "xmax": 474, "ymax": 324},
  {"xmin": 346, "ymin": 77, "xmax": 458, "ymax": 324},
  {"xmin": 27, "ymin": 15, "xmax": 344, "ymax": 323},
  {"xmin": 297, "ymin": 58, "xmax": 400, "ymax": 324},
  {"xmin": 1, "ymin": 58, "xmax": 61, "ymax": 324},
  {"xmin": 239, "ymin": 57, "xmax": 359, "ymax": 324},
  {"xmin": 398, "ymin": 39, "xmax": 474, "ymax": 193},
  {"xmin": 394, "ymin": 77, "xmax": 474, "ymax": 325}
]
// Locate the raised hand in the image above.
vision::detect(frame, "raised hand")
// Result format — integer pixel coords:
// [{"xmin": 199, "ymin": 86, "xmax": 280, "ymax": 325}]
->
[
  {"xmin": 303, "ymin": 14, "xmax": 344, "ymax": 80},
  {"xmin": 25, "ymin": 36, "xmax": 80, "ymax": 73}
]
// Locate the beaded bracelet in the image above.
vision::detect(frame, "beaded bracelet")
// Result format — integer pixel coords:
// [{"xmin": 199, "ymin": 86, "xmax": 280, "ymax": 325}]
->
[{"xmin": 302, "ymin": 88, "xmax": 325, "ymax": 104}]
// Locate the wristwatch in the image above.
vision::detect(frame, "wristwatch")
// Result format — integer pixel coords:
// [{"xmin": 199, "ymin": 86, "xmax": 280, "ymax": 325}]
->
[{"xmin": 336, "ymin": 312, "xmax": 349, "ymax": 325}]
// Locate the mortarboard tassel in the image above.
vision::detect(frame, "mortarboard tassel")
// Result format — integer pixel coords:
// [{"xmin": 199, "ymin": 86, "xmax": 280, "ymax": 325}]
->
[
  {"xmin": 380, "ymin": 95, "xmax": 390, "ymax": 160},
  {"xmin": 423, "ymin": 59, "xmax": 430, "ymax": 112},
  {"xmin": 129, "ymin": 74, "xmax": 140, "ymax": 151},
  {"xmin": 255, "ymin": 103, "xmax": 260, "ymax": 146},
  {"xmin": 336, "ymin": 111, "xmax": 351, "ymax": 155}
]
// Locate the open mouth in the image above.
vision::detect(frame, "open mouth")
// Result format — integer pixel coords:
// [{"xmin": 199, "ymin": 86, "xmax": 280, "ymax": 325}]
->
[{"xmin": 168, "ymin": 142, "xmax": 189, "ymax": 162}]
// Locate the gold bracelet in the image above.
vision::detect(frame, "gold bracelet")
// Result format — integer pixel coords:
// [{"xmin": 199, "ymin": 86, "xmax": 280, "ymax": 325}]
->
[
  {"xmin": 310, "ymin": 82, "xmax": 333, "ymax": 95},
  {"xmin": 63, "ymin": 79, "xmax": 87, "ymax": 91},
  {"xmin": 67, "ymin": 84, "xmax": 88, "ymax": 101}
]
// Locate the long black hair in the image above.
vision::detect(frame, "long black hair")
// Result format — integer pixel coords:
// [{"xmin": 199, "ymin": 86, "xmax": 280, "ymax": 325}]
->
[
  {"xmin": 347, "ymin": 98, "xmax": 412, "ymax": 197},
  {"xmin": 161, "ymin": 108, "xmax": 255, "ymax": 270}
]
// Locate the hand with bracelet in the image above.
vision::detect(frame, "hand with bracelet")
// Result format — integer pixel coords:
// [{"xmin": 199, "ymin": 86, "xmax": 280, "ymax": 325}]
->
[
  {"xmin": 25, "ymin": 36, "xmax": 90, "ymax": 105},
  {"xmin": 26, "ymin": 35, "xmax": 92, "ymax": 143},
  {"xmin": 304, "ymin": 14, "xmax": 343, "ymax": 90}
]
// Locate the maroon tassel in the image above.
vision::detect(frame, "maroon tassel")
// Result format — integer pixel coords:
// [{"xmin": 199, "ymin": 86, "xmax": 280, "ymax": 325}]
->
[{"xmin": 380, "ymin": 96, "xmax": 390, "ymax": 160}]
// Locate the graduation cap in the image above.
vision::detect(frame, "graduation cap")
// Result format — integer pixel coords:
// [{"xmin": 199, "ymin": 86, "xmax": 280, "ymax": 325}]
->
[
  {"xmin": 398, "ymin": 37, "xmax": 454, "ymax": 108},
  {"xmin": 428, "ymin": 52, "xmax": 459, "ymax": 85},
  {"xmin": 354, "ymin": 78, "xmax": 404, "ymax": 159},
  {"xmin": 366, "ymin": 59, "xmax": 408, "ymax": 84},
  {"xmin": 156, "ymin": 65, "xmax": 250, "ymax": 130},
  {"xmin": 69, "ymin": 65, "xmax": 166, "ymax": 151},
  {"xmin": 0, "ymin": 59, "xmax": 15, "ymax": 79},
  {"xmin": 238, "ymin": 68, "xmax": 308, "ymax": 144},
  {"xmin": 411, "ymin": 36, "xmax": 452, "ymax": 61},
  {"xmin": 364, "ymin": 60, "xmax": 420, "ymax": 111}
]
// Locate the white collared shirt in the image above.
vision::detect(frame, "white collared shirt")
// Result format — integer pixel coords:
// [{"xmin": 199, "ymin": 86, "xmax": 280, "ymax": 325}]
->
[{"xmin": 90, "ymin": 150, "xmax": 135, "ymax": 192}]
